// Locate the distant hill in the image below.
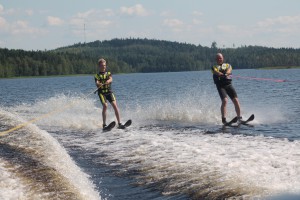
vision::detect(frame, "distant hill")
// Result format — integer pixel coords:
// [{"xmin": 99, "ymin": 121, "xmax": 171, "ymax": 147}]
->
[{"xmin": 1, "ymin": 38, "xmax": 300, "ymax": 78}]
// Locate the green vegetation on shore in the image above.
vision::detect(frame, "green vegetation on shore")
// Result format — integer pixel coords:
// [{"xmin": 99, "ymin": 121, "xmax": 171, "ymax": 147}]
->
[
  {"xmin": 1, "ymin": 38, "xmax": 300, "ymax": 78},
  {"xmin": 0, "ymin": 74, "xmax": 92, "ymax": 79}
]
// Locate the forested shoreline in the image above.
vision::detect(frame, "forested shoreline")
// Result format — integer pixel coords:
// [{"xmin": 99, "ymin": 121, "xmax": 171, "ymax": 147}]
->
[{"xmin": 1, "ymin": 38, "xmax": 300, "ymax": 78}]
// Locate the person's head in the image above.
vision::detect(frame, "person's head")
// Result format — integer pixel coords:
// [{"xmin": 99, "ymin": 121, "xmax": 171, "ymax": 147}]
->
[
  {"xmin": 216, "ymin": 53, "xmax": 224, "ymax": 65},
  {"xmin": 98, "ymin": 58, "xmax": 106, "ymax": 72}
]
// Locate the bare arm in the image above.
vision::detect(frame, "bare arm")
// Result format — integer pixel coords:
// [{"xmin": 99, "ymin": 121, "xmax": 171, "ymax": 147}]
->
[
  {"xmin": 95, "ymin": 73, "xmax": 113, "ymax": 89},
  {"xmin": 105, "ymin": 75, "xmax": 112, "ymax": 84},
  {"xmin": 226, "ymin": 66, "xmax": 232, "ymax": 75},
  {"xmin": 95, "ymin": 80, "xmax": 102, "ymax": 88},
  {"xmin": 212, "ymin": 67, "xmax": 225, "ymax": 77}
]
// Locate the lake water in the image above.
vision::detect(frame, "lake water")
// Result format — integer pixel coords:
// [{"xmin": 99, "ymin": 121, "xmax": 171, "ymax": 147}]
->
[{"xmin": 0, "ymin": 69, "xmax": 299, "ymax": 200}]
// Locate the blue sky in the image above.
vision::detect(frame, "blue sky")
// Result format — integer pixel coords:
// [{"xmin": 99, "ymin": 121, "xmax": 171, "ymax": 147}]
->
[{"xmin": 1, "ymin": 0, "xmax": 300, "ymax": 50}]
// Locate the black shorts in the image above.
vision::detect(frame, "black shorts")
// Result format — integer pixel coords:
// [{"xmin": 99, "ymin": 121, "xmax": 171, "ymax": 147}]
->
[
  {"xmin": 216, "ymin": 84, "xmax": 238, "ymax": 100},
  {"xmin": 98, "ymin": 92, "xmax": 116, "ymax": 104}
]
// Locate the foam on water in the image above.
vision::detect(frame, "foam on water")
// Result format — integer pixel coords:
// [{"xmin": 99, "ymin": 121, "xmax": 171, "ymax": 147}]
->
[
  {"xmin": 2, "ymin": 89, "xmax": 297, "ymax": 199},
  {"xmin": 5, "ymin": 87, "xmax": 288, "ymax": 130},
  {"xmin": 75, "ymin": 127, "xmax": 300, "ymax": 199},
  {"xmin": 0, "ymin": 160, "xmax": 28, "ymax": 199},
  {"xmin": 7, "ymin": 94, "xmax": 104, "ymax": 130},
  {"xmin": 0, "ymin": 109, "xmax": 101, "ymax": 200}
]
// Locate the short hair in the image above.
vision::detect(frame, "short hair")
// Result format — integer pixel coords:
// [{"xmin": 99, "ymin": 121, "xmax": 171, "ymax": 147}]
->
[
  {"xmin": 98, "ymin": 58, "xmax": 106, "ymax": 64},
  {"xmin": 216, "ymin": 53, "xmax": 223, "ymax": 58}
]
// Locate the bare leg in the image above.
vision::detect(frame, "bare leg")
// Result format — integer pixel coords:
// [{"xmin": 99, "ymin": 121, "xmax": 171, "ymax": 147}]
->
[
  {"xmin": 221, "ymin": 98, "xmax": 228, "ymax": 118},
  {"xmin": 232, "ymin": 97, "xmax": 241, "ymax": 117},
  {"xmin": 102, "ymin": 103, "xmax": 108, "ymax": 125},
  {"xmin": 111, "ymin": 100, "xmax": 121, "ymax": 124}
]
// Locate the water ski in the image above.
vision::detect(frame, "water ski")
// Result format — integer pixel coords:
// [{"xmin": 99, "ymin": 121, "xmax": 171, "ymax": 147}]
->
[
  {"xmin": 103, "ymin": 121, "xmax": 116, "ymax": 132},
  {"xmin": 240, "ymin": 114, "xmax": 255, "ymax": 125},
  {"xmin": 223, "ymin": 114, "xmax": 255, "ymax": 127},
  {"xmin": 118, "ymin": 119, "xmax": 132, "ymax": 129},
  {"xmin": 223, "ymin": 116, "xmax": 238, "ymax": 126}
]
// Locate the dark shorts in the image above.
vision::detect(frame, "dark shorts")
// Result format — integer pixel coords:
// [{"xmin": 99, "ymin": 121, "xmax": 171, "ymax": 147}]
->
[
  {"xmin": 216, "ymin": 84, "xmax": 238, "ymax": 100},
  {"xmin": 98, "ymin": 92, "xmax": 116, "ymax": 104}
]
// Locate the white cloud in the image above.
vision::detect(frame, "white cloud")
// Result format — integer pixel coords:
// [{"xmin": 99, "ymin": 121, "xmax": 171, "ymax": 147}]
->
[
  {"xmin": 69, "ymin": 18, "xmax": 84, "ymax": 27},
  {"xmin": 103, "ymin": 9, "xmax": 115, "ymax": 17},
  {"xmin": 70, "ymin": 17, "xmax": 112, "ymax": 28},
  {"xmin": 70, "ymin": 9, "xmax": 114, "ymax": 31},
  {"xmin": 160, "ymin": 11, "xmax": 173, "ymax": 17},
  {"xmin": 5, "ymin": 8, "xmax": 18, "ymax": 15},
  {"xmin": 192, "ymin": 11, "xmax": 203, "ymax": 16},
  {"xmin": 163, "ymin": 18, "xmax": 183, "ymax": 28},
  {"xmin": 254, "ymin": 15, "xmax": 300, "ymax": 39},
  {"xmin": 77, "ymin": 9, "xmax": 96, "ymax": 18},
  {"xmin": 192, "ymin": 19, "xmax": 202, "ymax": 25},
  {"xmin": 97, "ymin": 20, "xmax": 112, "ymax": 26},
  {"xmin": 120, "ymin": 4, "xmax": 148, "ymax": 16},
  {"xmin": 6, "ymin": 20, "xmax": 47, "ymax": 36},
  {"xmin": 191, "ymin": 11, "xmax": 203, "ymax": 25},
  {"xmin": 217, "ymin": 25, "xmax": 236, "ymax": 33},
  {"xmin": 163, "ymin": 18, "xmax": 184, "ymax": 32},
  {"xmin": 15, "ymin": 20, "xmax": 28, "ymax": 29},
  {"xmin": 0, "ymin": 15, "xmax": 46, "ymax": 36},
  {"xmin": 76, "ymin": 9, "xmax": 114, "ymax": 19},
  {"xmin": 0, "ymin": 16, "xmax": 7, "ymax": 27},
  {"xmin": 257, "ymin": 15, "xmax": 300, "ymax": 27},
  {"xmin": 0, "ymin": 5, "xmax": 34, "ymax": 17},
  {"xmin": 0, "ymin": 4, "xmax": 4, "ymax": 13},
  {"xmin": 47, "ymin": 16, "xmax": 64, "ymax": 26},
  {"xmin": 277, "ymin": 15, "xmax": 300, "ymax": 24},
  {"xmin": 25, "ymin": 9, "xmax": 34, "ymax": 16}
]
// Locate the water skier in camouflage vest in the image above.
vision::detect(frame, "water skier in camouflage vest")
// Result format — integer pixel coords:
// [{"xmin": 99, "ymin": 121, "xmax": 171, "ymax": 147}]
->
[
  {"xmin": 211, "ymin": 53, "xmax": 242, "ymax": 125},
  {"xmin": 95, "ymin": 58, "xmax": 124, "ymax": 129}
]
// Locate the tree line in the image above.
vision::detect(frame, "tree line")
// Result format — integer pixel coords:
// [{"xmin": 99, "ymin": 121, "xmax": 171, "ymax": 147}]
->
[{"xmin": 0, "ymin": 38, "xmax": 300, "ymax": 78}]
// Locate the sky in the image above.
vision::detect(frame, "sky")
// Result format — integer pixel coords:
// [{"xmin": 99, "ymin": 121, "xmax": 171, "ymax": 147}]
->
[{"xmin": 0, "ymin": 0, "xmax": 300, "ymax": 50}]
